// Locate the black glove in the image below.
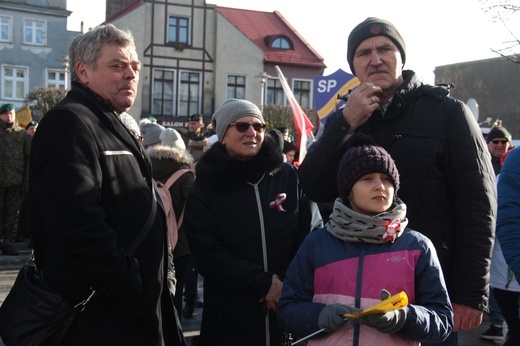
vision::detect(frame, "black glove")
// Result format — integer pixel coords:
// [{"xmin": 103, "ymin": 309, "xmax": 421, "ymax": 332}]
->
[
  {"xmin": 357, "ymin": 289, "xmax": 407, "ymax": 334},
  {"xmin": 318, "ymin": 304, "xmax": 360, "ymax": 332}
]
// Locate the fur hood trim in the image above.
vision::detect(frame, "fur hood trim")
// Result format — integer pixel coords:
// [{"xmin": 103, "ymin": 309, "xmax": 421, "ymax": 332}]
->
[{"xmin": 146, "ymin": 145, "xmax": 193, "ymax": 166}]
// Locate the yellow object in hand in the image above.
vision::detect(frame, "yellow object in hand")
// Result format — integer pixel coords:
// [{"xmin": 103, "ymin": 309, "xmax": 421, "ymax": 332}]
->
[{"xmin": 344, "ymin": 291, "xmax": 408, "ymax": 319}]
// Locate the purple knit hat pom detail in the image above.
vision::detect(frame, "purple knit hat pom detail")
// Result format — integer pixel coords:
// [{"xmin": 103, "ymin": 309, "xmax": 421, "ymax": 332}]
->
[{"xmin": 337, "ymin": 133, "xmax": 400, "ymax": 201}]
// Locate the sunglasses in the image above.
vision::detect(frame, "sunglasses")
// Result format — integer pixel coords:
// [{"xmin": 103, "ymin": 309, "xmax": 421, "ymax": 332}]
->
[
  {"xmin": 492, "ymin": 140, "xmax": 508, "ymax": 144},
  {"xmin": 230, "ymin": 122, "xmax": 266, "ymax": 133}
]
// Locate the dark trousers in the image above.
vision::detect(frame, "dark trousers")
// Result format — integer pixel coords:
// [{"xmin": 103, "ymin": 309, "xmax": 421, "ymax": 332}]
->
[
  {"xmin": 493, "ymin": 287, "xmax": 520, "ymax": 346},
  {"xmin": 184, "ymin": 255, "xmax": 200, "ymax": 304},
  {"xmin": 0, "ymin": 185, "xmax": 23, "ymax": 244},
  {"xmin": 16, "ymin": 192, "xmax": 30, "ymax": 240},
  {"xmin": 173, "ymin": 255, "xmax": 189, "ymax": 318}
]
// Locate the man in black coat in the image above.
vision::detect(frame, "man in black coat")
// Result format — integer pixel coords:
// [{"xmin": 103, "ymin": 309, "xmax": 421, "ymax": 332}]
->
[
  {"xmin": 299, "ymin": 17, "xmax": 496, "ymax": 345},
  {"xmin": 30, "ymin": 24, "xmax": 182, "ymax": 345}
]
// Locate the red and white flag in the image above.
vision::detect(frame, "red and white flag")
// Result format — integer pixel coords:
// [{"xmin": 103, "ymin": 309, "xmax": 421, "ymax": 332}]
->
[{"xmin": 275, "ymin": 65, "xmax": 314, "ymax": 163}]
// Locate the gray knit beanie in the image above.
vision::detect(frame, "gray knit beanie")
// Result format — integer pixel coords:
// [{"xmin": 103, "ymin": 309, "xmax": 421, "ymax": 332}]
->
[
  {"xmin": 347, "ymin": 17, "xmax": 406, "ymax": 75},
  {"xmin": 338, "ymin": 134, "xmax": 399, "ymax": 201},
  {"xmin": 211, "ymin": 98, "xmax": 264, "ymax": 141},
  {"xmin": 141, "ymin": 122, "xmax": 165, "ymax": 147}
]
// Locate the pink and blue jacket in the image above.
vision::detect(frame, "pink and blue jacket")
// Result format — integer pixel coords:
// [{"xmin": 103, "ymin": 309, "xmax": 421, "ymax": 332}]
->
[{"xmin": 278, "ymin": 227, "xmax": 453, "ymax": 345}]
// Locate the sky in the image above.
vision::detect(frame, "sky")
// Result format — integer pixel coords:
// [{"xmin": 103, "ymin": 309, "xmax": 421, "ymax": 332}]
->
[{"xmin": 66, "ymin": 0, "xmax": 520, "ymax": 85}]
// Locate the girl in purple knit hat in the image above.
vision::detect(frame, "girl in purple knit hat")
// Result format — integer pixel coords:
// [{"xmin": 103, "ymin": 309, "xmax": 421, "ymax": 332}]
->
[{"xmin": 278, "ymin": 133, "xmax": 453, "ymax": 345}]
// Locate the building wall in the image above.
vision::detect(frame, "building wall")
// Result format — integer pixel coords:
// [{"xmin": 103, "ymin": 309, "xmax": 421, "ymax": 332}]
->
[
  {"xmin": 0, "ymin": 0, "xmax": 77, "ymax": 108},
  {"xmin": 434, "ymin": 56, "xmax": 520, "ymax": 139},
  {"xmin": 111, "ymin": 0, "xmax": 216, "ymax": 125},
  {"xmin": 214, "ymin": 12, "xmax": 264, "ymax": 109}
]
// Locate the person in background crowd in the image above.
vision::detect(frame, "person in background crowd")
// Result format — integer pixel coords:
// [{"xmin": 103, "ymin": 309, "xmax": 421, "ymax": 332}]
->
[
  {"xmin": 278, "ymin": 133, "xmax": 453, "ymax": 345},
  {"xmin": 140, "ymin": 120, "xmax": 166, "ymax": 148},
  {"xmin": 146, "ymin": 127, "xmax": 195, "ymax": 322},
  {"xmin": 183, "ymin": 98, "xmax": 323, "ymax": 345},
  {"xmin": 15, "ymin": 120, "xmax": 39, "ymax": 243},
  {"xmin": 283, "ymin": 141, "xmax": 298, "ymax": 166},
  {"xmin": 29, "ymin": 24, "xmax": 183, "ymax": 345},
  {"xmin": 493, "ymin": 148, "xmax": 520, "ymax": 346},
  {"xmin": 298, "ymin": 17, "xmax": 496, "ymax": 346},
  {"xmin": 25, "ymin": 120, "xmax": 38, "ymax": 137},
  {"xmin": 486, "ymin": 126, "xmax": 512, "ymax": 176},
  {"xmin": 0, "ymin": 103, "xmax": 31, "ymax": 256},
  {"xmin": 480, "ymin": 125, "xmax": 512, "ymax": 341},
  {"xmin": 182, "ymin": 113, "xmax": 205, "ymax": 146}
]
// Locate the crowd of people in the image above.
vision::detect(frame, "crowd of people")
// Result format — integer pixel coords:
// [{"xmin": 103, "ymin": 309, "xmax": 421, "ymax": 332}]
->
[{"xmin": 0, "ymin": 16, "xmax": 519, "ymax": 346}]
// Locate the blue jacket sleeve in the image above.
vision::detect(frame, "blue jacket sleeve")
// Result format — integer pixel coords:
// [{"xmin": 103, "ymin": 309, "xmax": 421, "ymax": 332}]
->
[
  {"xmin": 277, "ymin": 232, "xmax": 325, "ymax": 338},
  {"xmin": 496, "ymin": 148, "xmax": 520, "ymax": 281},
  {"xmin": 397, "ymin": 233, "xmax": 453, "ymax": 343}
]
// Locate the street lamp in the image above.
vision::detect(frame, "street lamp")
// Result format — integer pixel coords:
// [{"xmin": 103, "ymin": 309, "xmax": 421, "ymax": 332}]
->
[
  {"xmin": 57, "ymin": 55, "xmax": 70, "ymax": 90},
  {"xmin": 256, "ymin": 72, "xmax": 271, "ymax": 112}
]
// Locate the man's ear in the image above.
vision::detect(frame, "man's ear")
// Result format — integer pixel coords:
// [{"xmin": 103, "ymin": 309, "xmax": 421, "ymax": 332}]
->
[{"xmin": 76, "ymin": 62, "xmax": 89, "ymax": 84}]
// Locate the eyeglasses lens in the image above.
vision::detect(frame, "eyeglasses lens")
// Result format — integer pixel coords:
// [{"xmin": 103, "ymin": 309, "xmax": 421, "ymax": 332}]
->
[
  {"xmin": 492, "ymin": 140, "xmax": 507, "ymax": 144},
  {"xmin": 234, "ymin": 122, "xmax": 266, "ymax": 133}
]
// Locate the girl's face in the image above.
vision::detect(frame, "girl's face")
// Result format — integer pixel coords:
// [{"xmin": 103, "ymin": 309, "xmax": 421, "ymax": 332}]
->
[{"xmin": 349, "ymin": 172, "xmax": 394, "ymax": 215}]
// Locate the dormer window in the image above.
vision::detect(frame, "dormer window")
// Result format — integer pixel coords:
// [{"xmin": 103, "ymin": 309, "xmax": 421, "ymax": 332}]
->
[{"xmin": 268, "ymin": 36, "xmax": 292, "ymax": 50}]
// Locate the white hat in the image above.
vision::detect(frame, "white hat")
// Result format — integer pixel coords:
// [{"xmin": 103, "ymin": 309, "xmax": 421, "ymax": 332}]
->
[{"xmin": 160, "ymin": 128, "xmax": 186, "ymax": 150}]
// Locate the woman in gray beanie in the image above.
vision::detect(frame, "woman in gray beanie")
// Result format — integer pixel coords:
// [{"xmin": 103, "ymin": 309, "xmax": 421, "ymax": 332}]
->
[
  {"xmin": 182, "ymin": 98, "xmax": 323, "ymax": 345},
  {"xmin": 278, "ymin": 133, "xmax": 453, "ymax": 345}
]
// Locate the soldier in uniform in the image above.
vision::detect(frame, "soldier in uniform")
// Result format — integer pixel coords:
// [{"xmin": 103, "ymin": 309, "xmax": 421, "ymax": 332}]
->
[{"xmin": 0, "ymin": 103, "xmax": 31, "ymax": 256}]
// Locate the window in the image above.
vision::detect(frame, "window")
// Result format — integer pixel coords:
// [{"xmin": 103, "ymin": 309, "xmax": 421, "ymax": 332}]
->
[
  {"xmin": 2, "ymin": 66, "xmax": 28, "ymax": 100},
  {"xmin": 46, "ymin": 69, "xmax": 66, "ymax": 89},
  {"xmin": 152, "ymin": 69, "xmax": 176, "ymax": 117},
  {"xmin": 0, "ymin": 16, "xmax": 11, "ymax": 42},
  {"xmin": 226, "ymin": 75, "xmax": 246, "ymax": 99},
  {"xmin": 271, "ymin": 37, "xmax": 292, "ymax": 50},
  {"xmin": 178, "ymin": 71, "xmax": 200, "ymax": 117},
  {"xmin": 167, "ymin": 16, "xmax": 189, "ymax": 44},
  {"xmin": 266, "ymin": 78, "xmax": 284, "ymax": 105},
  {"xmin": 24, "ymin": 19, "xmax": 45, "ymax": 46},
  {"xmin": 293, "ymin": 79, "xmax": 312, "ymax": 110}
]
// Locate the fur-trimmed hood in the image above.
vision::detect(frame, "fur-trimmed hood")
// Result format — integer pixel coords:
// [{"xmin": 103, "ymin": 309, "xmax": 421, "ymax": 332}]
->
[
  {"xmin": 146, "ymin": 145, "xmax": 194, "ymax": 180},
  {"xmin": 195, "ymin": 137, "xmax": 283, "ymax": 189}
]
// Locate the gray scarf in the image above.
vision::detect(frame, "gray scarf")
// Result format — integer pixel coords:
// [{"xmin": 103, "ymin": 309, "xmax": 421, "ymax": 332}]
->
[{"xmin": 326, "ymin": 197, "xmax": 408, "ymax": 244}]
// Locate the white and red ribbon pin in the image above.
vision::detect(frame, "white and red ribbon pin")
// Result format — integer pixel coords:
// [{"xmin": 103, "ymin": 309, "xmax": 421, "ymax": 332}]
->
[
  {"xmin": 383, "ymin": 218, "xmax": 401, "ymax": 243},
  {"xmin": 269, "ymin": 193, "xmax": 287, "ymax": 212}
]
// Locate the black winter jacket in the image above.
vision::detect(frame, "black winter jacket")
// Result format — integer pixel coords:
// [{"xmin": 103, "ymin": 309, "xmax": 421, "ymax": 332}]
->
[
  {"xmin": 299, "ymin": 70, "xmax": 496, "ymax": 312},
  {"xmin": 183, "ymin": 139, "xmax": 323, "ymax": 346},
  {"xmin": 30, "ymin": 83, "xmax": 179, "ymax": 345}
]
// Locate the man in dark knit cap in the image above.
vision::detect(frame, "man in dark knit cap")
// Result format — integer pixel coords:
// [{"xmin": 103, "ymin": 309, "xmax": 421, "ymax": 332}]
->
[
  {"xmin": 299, "ymin": 17, "xmax": 496, "ymax": 346},
  {"xmin": 486, "ymin": 125, "xmax": 512, "ymax": 176}
]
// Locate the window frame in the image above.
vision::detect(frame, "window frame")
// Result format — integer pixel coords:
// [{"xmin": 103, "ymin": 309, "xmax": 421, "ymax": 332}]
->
[
  {"xmin": 2, "ymin": 65, "xmax": 29, "ymax": 100},
  {"xmin": 271, "ymin": 36, "xmax": 293, "ymax": 50},
  {"xmin": 292, "ymin": 78, "xmax": 313, "ymax": 110},
  {"xmin": 178, "ymin": 70, "xmax": 201, "ymax": 117},
  {"xmin": 46, "ymin": 69, "xmax": 67, "ymax": 89},
  {"xmin": 23, "ymin": 18, "xmax": 46, "ymax": 46},
  {"xmin": 226, "ymin": 74, "xmax": 247, "ymax": 100},
  {"xmin": 0, "ymin": 16, "xmax": 12, "ymax": 43},
  {"xmin": 266, "ymin": 77, "xmax": 285, "ymax": 105},
  {"xmin": 152, "ymin": 68, "xmax": 177, "ymax": 117},
  {"xmin": 167, "ymin": 15, "xmax": 190, "ymax": 45}
]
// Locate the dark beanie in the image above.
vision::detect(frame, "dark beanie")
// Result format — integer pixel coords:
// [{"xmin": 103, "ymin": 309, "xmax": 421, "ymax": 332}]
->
[
  {"xmin": 338, "ymin": 133, "xmax": 399, "ymax": 201},
  {"xmin": 267, "ymin": 129, "xmax": 284, "ymax": 152},
  {"xmin": 0, "ymin": 103, "xmax": 15, "ymax": 114},
  {"xmin": 486, "ymin": 126, "xmax": 512, "ymax": 143},
  {"xmin": 347, "ymin": 17, "xmax": 406, "ymax": 75}
]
